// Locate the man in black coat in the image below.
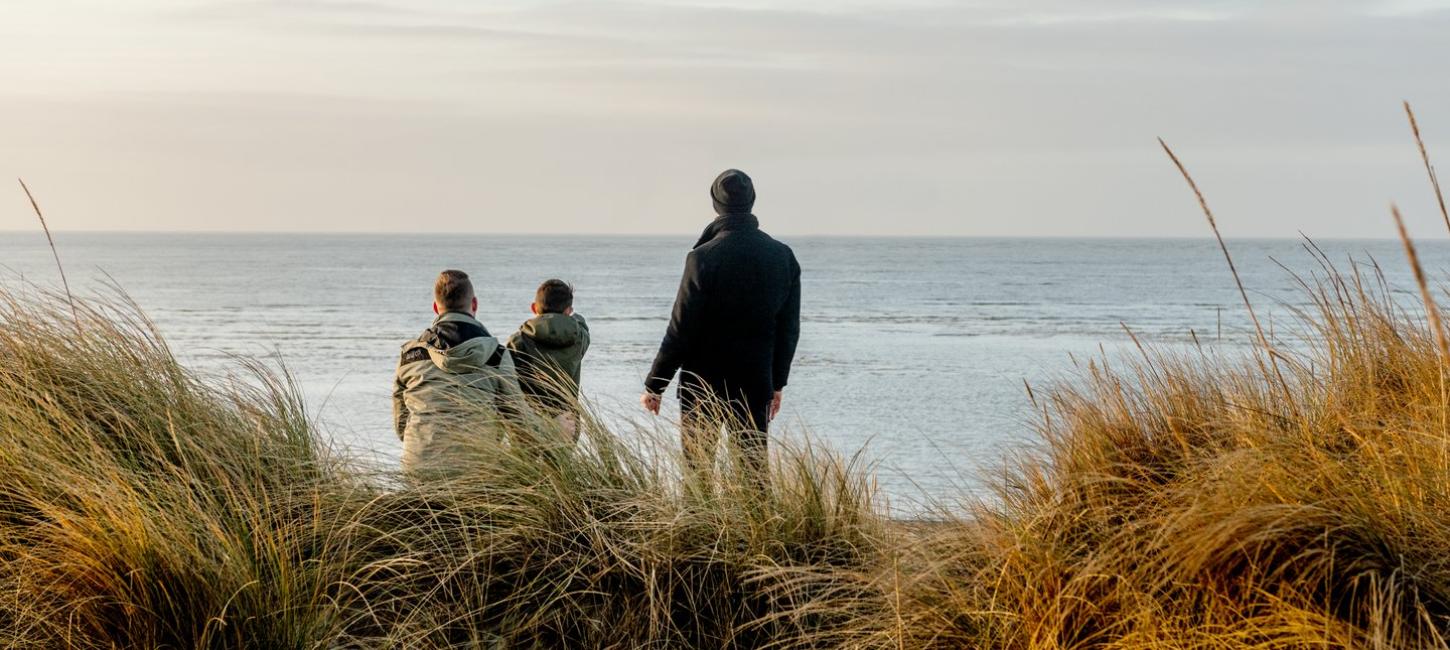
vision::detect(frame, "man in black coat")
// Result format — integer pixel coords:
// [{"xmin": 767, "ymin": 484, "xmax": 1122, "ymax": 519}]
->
[{"xmin": 641, "ymin": 169, "xmax": 802, "ymax": 478}]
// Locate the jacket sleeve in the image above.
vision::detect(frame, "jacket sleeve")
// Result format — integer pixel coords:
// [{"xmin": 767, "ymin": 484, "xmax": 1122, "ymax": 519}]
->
[
  {"xmin": 772, "ymin": 253, "xmax": 802, "ymax": 391},
  {"xmin": 392, "ymin": 365, "xmax": 409, "ymax": 441},
  {"xmin": 497, "ymin": 350, "xmax": 569, "ymax": 447},
  {"xmin": 576, "ymin": 315, "xmax": 591, "ymax": 359},
  {"xmin": 494, "ymin": 350, "xmax": 539, "ymax": 425},
  {"xmin": 504, "ymin": 331, "xmax": 532, "ymax": 384},
  {"xmin": 646, "ymin": 251, "xmax": 707, "ymax": 395}
]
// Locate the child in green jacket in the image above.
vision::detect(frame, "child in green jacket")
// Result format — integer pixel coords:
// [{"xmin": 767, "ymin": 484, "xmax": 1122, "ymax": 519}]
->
[{"xmin": 507, "ymin": 279, "xmax": 590, "ymax": 442}]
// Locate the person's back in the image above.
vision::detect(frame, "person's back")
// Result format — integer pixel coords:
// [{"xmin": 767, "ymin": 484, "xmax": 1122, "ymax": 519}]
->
[
  {"xmin": 508, "ymin": 279, "xmax": 591, "ymax": 433},
  {"xmin": 393, "ymin": 270, "xmax": 531, "ymax": 474},
  {"xmin": 643, "ymin": 169, "xmax": 803, "ymax": 477},
  {"xmin": 679, "ymin": 224, "xmax": 797, "ymax": 391}
]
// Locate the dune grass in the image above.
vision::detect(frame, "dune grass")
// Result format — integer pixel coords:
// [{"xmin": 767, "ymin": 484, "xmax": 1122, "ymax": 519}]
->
[
  {"xmin": 7, "ymin": 247, "xmax": 1450, "ymax": 648},
  {"xmin": 6, "ymin": 111, "xmax": 1450, "ymax": 647},
  {"xmin": 879, "ymin": 259, "xmax": 1450, "ymax": 649},
  {"xmin": 0, "ymin": 286, "xmax": 891, "ymax": 649}
]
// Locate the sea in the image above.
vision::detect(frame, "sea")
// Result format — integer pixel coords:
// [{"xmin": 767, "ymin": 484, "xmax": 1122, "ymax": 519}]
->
[{"xmin": 3, "ymin": 234, "xmax": 1447, "ymax": 511}]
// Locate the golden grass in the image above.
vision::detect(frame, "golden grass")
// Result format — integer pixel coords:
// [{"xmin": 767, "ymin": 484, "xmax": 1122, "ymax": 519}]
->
[
  {"xmin": 6, "ymin": 108, "xmax": 1450, "ymax": 648},
  {"xmin": 17, "ymin": 178, "xmax": 78, "ymax": 329},
  {"xmin": 879, "ymin": 260, "xmax": 1450, "ymax": 648},
  {"xmin": 8, "ymin": 243, "xmax": 1450, "ymax": 648},
  {"xmin": 0, "ymin": 285, "xmax": 889, "ymax": 648},
  {"xmin": 1405, "ymin": 102, "xmax": 1450, "ymax": 236}
]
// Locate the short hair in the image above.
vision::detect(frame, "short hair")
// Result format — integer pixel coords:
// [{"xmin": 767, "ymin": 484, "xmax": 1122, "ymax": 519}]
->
[
  {"xmin": 434, "ymin": 270, "xmax": 474, "ymax": 312},
  {"xmin": 535, "ymin": 279, "xmax": 573, "ymax": 314}
]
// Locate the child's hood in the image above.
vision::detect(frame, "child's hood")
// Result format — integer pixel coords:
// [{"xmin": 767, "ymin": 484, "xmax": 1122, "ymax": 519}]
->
[{"xmin": 520, "ymin": 313, "xmax": 588, "ymax": 349}]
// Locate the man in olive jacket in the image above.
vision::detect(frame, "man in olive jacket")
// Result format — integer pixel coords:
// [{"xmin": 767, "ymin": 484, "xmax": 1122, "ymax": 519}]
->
[
  {"xmin": 393, "ymin": 270, "xmax": 534, "ymax": 475},
  {"xmin": 641, "ymin": 169, "xmax": 802, "ymax": 478}
]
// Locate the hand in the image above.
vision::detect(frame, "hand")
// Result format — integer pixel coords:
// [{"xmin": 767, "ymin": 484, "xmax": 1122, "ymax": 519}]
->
[
  {"xmin": 641, "ymin": 392, "xmax": 662, "ymax": 415},
  {"xmin": 769, "ymin": 390, "xmax": 783, "ymax": 421},
  {"xmin": 556, "ymin": 412, "xmax": 579, "ymax": 441}
]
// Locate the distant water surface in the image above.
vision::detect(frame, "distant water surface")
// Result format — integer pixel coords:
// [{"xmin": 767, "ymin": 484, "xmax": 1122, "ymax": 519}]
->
[{"xmin": 4, "ymin": 234, "xmax": 1448, "ymax": 510}]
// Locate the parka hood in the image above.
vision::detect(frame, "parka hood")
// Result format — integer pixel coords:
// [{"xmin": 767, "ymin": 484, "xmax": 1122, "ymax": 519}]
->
[
  {"xmin": 402, "ymin": 336, "xmax": 503, "ymax": 375},
  {"xmin": 427, "ymin": 337, "xmax": 502, "ymax": 374},
  {"xmin": 401, "ymin": 312, "xmax": 505, "ymax": 375},
  {"xmin": 519, "ymin": 313, "xmax": 588, "ymax": 349}
]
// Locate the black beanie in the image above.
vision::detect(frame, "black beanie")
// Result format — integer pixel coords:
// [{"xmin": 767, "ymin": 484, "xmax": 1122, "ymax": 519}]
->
[{"xmin": 710, "ymin": 169, "xmax": 755, "ymax": 216}]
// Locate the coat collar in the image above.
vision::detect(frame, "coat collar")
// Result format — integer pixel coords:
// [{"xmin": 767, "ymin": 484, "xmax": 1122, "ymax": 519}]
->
[
  {"xmin": 433, "ymin": 311, "xmax": 483, "ymax": 327},
  {"xmin": 693, "ymin": 213, "xmax": 759, "ymax": 249}
]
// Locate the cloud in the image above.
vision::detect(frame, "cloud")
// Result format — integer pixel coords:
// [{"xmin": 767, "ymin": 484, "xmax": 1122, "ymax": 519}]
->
[
  {"xmin": 2, "ymin": 0, "xmax": 1448, "ymax": 236},
  {"xmin": 174, "ymin": 0, "xmax": 423, "ymax": 19},
  {"xmin": 1367, "ymin": 0, "xmax": 1450, "ymax": 16}
]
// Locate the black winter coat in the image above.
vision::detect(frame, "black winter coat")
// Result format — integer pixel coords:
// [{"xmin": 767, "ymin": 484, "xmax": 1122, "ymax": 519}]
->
[{"xmin": 646, "ymin": 214, "xmax": 802, "ymax": 400}]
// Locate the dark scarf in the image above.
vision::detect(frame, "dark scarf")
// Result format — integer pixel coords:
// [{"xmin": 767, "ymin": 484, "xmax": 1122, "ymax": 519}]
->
[{"xmin": 693, "ymin": 213, "xmax": 759, "ymax": 249}]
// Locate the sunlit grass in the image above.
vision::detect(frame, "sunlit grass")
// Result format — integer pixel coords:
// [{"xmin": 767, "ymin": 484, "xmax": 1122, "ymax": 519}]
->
[
  {"xmin": 8, "ymin": 248, "xmax": 1450, "ymax": 648},
  {"xmin": 6, "ymin": 100, "xmax": 1450, "ymax": 645},
  {"xmin": 0, "ymin": 286, "xmax": 889, "ymax": 648}
]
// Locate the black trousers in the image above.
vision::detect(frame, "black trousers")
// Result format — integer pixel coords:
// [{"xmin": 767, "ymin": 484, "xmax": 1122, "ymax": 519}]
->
[{"xmin": 678, "ymin": 373, "xmax": 770, "ymax": 479}]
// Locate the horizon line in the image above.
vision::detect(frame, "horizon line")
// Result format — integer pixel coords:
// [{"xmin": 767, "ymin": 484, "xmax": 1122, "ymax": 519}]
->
[{"xmin": 0, "ymin": 229, "xmax": 1441, "ymax": 242}]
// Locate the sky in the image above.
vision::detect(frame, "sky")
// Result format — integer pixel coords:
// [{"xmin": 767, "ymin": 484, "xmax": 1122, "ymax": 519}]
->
[{"xmin": 2, "ymin": 0, "xmax": 1449, "ymax": 237}]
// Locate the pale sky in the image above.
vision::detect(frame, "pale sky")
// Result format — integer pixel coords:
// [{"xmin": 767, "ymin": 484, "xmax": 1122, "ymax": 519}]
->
[{"xmin": 2, "ymin": 0, "xmax": 1449, "ymax": 237}]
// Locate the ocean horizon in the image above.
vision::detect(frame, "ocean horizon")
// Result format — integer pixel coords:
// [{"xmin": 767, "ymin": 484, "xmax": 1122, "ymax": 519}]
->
[
  {"xmin": 6, "ymin": 232, "xmax": 1450, "ymax": 509},
  {"xmin": 7, "ymin": 229, "xmax": 1448, "ymax": 241}
]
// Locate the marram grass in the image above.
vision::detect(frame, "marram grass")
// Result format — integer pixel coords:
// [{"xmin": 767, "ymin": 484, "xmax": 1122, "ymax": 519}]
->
[
  {"xmin": 0, "ymin": 286, "xmax": 887, "ymax": 649},
  {"xmin": 4, "ymin": 255, "xmax": 1450, "ymax": 649}
]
